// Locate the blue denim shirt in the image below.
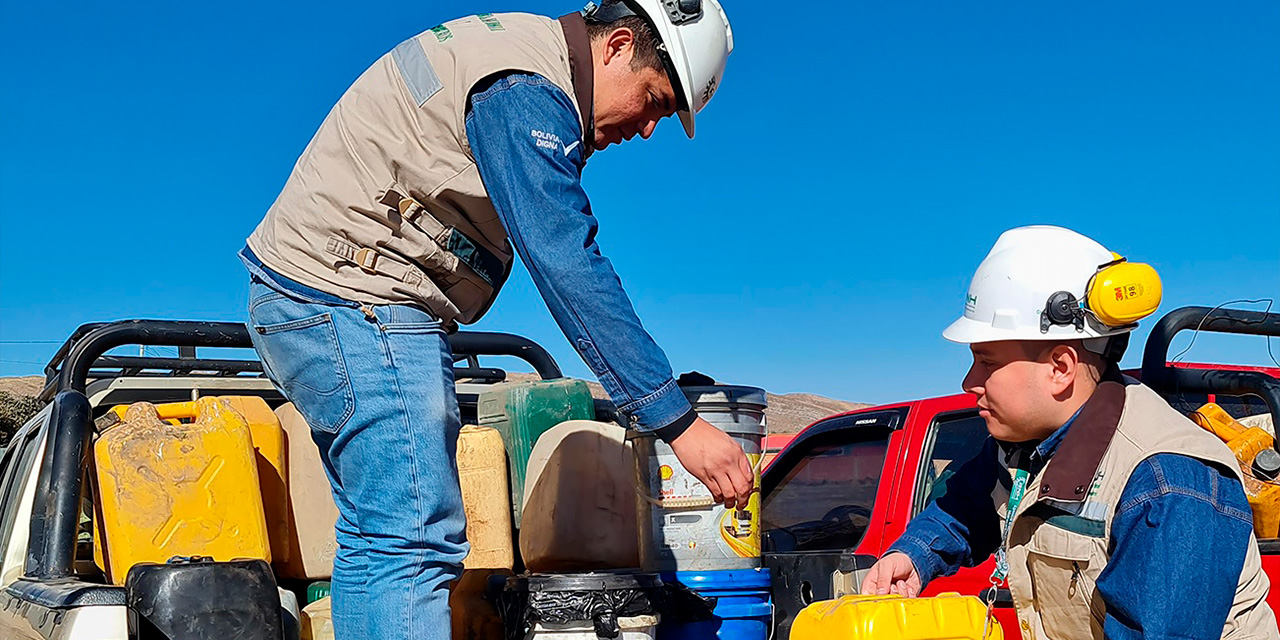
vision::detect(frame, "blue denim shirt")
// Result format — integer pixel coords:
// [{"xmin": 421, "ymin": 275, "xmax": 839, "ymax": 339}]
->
[
  {"xmin": 463, "ymin": 73, "xmax": 694, "ymax": 437},
  {"xmin": 889, "ymin": 413, "xmax": 1255, "ymax": 639}
]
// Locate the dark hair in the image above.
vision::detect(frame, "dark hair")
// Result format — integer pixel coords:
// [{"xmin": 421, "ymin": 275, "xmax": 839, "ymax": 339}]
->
[{"xmin": 585, "ymin": 14, "xmax": 665, "ymax": 72}]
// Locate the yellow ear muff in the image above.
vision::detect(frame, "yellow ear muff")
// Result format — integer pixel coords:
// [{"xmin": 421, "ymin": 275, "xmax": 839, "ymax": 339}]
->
[{"xmin": 1086, "ymin": 256, "xmax": 1162, "ymax": 327}]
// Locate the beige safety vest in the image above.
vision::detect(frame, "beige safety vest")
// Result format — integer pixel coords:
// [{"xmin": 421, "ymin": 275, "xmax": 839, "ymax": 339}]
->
[
  {"xmin": 995, "ymin": 381, "xmax": 1278, "ymax": 640},
  {"xmin": 246, "ymin": 12, "xmax": 596, "ymax": 326}
]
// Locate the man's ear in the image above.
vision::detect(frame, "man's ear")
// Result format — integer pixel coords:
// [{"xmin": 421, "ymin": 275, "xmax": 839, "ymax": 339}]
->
[
  {"xmin": 1046, "ymin": 343, "xmax": 1080, "ymax": 395},
  {"xmin": 602, "ymin": 26, "xmax": 636, "ymax": 67}
]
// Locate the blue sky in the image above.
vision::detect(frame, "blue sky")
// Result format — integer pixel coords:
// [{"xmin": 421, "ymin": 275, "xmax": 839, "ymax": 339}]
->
[{"xmin": 1, "ymin": 0, "xmax": 1277, "ymax": 405}]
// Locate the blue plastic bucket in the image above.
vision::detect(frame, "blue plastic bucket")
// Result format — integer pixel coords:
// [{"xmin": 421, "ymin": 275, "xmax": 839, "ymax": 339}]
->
[{"xmin": 658, "ymin": 569, "xmax": 771, "ymax": 640}]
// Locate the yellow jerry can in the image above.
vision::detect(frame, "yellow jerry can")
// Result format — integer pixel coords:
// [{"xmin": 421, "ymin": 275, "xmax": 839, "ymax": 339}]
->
[
  {"xmin": 1191, "ymin": 403, "xmax": 1280, "ymax": 538},
  {"xmin": 215, "ymin": 396, "xmax": 290, "ymax": 566},
  {"xmin": 457, "ymin": 425, "xmax": 514, "ymax": 569},
  {"xmin": 1243, "ymin": 475, "xmax": 1280, "ymax": 538},
  {"xmin": 791, "ymin": 593, "xmax": 1003, "ymax": 640},
  {"xmin": 93, "ymin": 398, "xmax": 271, "ymax": 583},
  {"xmin": 1192, "ymin": 403, "xmax": 1276, "ymax": 466},
  {"xmin": 94, "ymin": 396, "xmax": 290, "ymax": 573}
]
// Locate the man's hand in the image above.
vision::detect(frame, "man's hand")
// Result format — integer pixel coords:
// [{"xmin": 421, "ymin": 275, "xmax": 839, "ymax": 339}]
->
[
  {"xmin": 668, "ymin": 417, "xmax": 754, "ymax": 509},
  {"xmin": 861, "ymin": 552, "xmax": 922, "ymax": 597}
]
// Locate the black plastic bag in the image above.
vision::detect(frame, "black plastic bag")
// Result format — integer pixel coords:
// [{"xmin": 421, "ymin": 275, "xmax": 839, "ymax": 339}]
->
[{"xmin": 491, "ymin": 572, "xmax": 716, "ymax": 640}]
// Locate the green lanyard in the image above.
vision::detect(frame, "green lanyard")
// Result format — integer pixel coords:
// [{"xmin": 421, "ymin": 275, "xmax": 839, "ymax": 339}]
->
[{"xmin": 992, "ymin": 466, "xmax": 1030, "ymax": 582}]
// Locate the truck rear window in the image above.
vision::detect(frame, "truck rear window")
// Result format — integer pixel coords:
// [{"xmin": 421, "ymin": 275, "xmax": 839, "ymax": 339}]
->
[
  {"xmin": 762, "ymin": 427, "xmax": 891, "ymax": 552},
  {"xmin": 915, "ymin": 411, "xmax": 989, "ymax": 516}
]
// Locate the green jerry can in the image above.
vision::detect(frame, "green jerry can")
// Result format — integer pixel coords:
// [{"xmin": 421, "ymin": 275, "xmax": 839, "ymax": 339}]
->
[{"xmin": 478, "ymin": 378, "xmax": 595, "ymax": 527}]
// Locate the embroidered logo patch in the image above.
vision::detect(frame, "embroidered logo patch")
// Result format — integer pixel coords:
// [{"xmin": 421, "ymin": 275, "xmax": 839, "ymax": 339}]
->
[
  {"xmin": 530, "ymin": 129, "xmax": 580, "ymax": 156},
  {"xmin": 477, "ymin": 13, "xmax": 505, "ymax": 31}
]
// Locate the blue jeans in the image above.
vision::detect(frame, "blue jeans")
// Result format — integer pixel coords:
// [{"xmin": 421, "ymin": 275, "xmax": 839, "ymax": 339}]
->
[{"xmin": 247, "ymin": 278, "xmax": 468, "ymax": 639}]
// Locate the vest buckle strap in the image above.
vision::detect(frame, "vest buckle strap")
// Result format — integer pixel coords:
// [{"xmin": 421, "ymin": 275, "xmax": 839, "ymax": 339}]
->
[
  {"xmin": 355, "ymin": 247, "xmax": 380, "ymax": 274},
  {"xmin": 325, "ymin": 235, "xmax": 425, "ymax": 288}
]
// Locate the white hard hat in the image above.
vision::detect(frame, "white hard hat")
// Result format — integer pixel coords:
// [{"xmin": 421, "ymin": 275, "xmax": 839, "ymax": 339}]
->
[
  {"xmin": 943, "ymin": 226, "xmax": 1163, "ymax": 350},
  {"xmin": 583, "ymin": 0, "xmax": 733, "ymax": 138}
]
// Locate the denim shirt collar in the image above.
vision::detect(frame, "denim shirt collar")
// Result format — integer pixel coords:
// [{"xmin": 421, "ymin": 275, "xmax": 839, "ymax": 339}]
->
[{"xmin": 1029, "ymin": 406, "xmax": 1084, "ymax": 474}]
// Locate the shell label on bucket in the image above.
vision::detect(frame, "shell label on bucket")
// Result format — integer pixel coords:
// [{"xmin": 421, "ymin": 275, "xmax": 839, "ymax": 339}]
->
[{"xmin": 647, "ymin": 453, "xmax": 762, "ymax": 564}]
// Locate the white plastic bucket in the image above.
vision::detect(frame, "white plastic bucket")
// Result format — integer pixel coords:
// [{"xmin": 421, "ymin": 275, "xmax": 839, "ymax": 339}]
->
[
  {"xmin": 634, "ymin": 385, "xmax": 767, "ymax": 572},
  {"xmin": 526, "ymin": 614, "xmax": 659, "ymax": 640}
]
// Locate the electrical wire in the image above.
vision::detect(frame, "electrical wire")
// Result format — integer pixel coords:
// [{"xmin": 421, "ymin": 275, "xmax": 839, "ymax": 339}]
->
[{"xmin": 1169, "ymin": 298, "xmax": 1279, "ymax": 368}]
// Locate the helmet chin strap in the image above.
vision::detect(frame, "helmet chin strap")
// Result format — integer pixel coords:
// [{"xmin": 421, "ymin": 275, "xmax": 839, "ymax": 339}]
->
[
  {"xmin": 1083, "ymin": 333, "xmax": 1130, "ymax": 363},
  {"xmin": 1082, "ymin": 336, "xmax": 1111, "ymax": 356}
]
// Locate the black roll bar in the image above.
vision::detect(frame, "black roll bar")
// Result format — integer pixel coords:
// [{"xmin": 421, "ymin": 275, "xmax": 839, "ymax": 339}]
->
[
  {"xmin": 41, "ymin": 323, "xmax": 108, "ymax": 386},
  {"xmin": 55, "ymin": 321, "xmax": 256, "ymax": 397},
  {"xmin": 27, "ymin": 319, "xmax": 562, "ymax": 581},
  {"xmin": 1140, "ymin": 306, "xmax": 1280, "ymax": 441},
  {"xmin": 89, "ymin": 355, "xmax": 264, "ymax": 377},
  {"xmin": 26, "ymin": 391, "xmax": 92, "ymax": 579},
  {"xmin": 449, "ymin": 331, "xmax": 562, "ymax": 380}
]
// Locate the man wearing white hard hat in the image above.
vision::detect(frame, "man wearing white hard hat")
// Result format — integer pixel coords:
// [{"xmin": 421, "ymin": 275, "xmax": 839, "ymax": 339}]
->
[
  {"xmin": 238, "ymin": 2, "xmax": 748, "ymax": 637},
  {"xmin": 863, "ymin": 226, "xmax": 1276, "ymax": 639}
]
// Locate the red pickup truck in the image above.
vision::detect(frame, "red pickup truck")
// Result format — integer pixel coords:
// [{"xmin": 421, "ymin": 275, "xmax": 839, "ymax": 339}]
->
[{"xmin": 760, "ymin": 306, "xmax": 1280, "ymax": 639}]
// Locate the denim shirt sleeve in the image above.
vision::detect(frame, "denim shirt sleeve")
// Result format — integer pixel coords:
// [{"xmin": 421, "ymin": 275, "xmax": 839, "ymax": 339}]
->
[
  {"xmin": 887, "ymin": 438, "xmax": 1004, "ymax": 587},
  {"xmin": 465, "ymin": 73, "xmax": 694, "ymax": 435},
  {"xmin": 1098, "ymin": 454, "xmax": 1254, "ymax": 640}
]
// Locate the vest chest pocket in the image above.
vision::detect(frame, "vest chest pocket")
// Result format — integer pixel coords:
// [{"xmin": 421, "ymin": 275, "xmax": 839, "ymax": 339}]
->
[{"xmin": 1023, "ymin": 523, "xmax": 1107, "ymax": 638}]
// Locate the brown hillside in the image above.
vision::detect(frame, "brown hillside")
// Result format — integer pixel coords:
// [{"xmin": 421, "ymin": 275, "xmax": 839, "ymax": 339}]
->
[{"xmin": 0, "ymin": 376, "xmax": 43, "ymax": 398}]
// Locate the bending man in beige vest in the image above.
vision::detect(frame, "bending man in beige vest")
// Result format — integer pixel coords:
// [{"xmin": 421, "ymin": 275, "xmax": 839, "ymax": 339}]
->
[
  {"xmin": 239, "ymin": 2, "xmax": 749, "ymax": 638},
  {"xmin": 863, "ymin": 226, "xmax": 1277, "ymax": 639}
]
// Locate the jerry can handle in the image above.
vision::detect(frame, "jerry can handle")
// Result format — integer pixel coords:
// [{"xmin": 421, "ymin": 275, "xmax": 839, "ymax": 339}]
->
[{"xmin": 107, "ymin": 398, "xmax": 226, "ymax": 423}]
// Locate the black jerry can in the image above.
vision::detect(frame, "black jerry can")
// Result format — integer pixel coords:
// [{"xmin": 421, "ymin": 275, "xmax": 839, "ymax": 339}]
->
[{"xmin": 125, "ymin": 556, "xmax": 284, "ymax": 639}]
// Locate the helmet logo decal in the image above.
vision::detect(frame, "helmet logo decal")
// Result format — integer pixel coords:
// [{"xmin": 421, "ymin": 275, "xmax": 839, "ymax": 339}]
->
[
  {"xmin": 702, "ymin": 76, "xmax": 718, "ymax": 105},
  {"xmin": 965, "ymin": 294, "xmax": 978, "ymax": 313}
]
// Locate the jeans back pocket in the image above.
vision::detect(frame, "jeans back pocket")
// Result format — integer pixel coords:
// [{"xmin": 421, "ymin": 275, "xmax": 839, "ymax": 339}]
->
[{"xmin": 250, "ymin": 299, "xmax": 356, "ymax": 434}]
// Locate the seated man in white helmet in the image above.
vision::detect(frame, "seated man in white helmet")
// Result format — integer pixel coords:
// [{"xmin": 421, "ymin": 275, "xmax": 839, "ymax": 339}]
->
[{"xmin": 862, "ymin": 226, "xmax": 1277, "ymax": 639}]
